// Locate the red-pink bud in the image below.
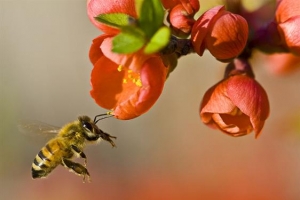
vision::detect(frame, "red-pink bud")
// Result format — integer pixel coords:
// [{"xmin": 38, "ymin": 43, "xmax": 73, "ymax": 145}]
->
[
  {"xmin": 277, "ymin": 16, "xmax": 300, "ymax": 55},
  {"xmin": 275, "ymin": 0, "xmax": 300, "ymax": 55},
  {"xmin": 276, "ymin": 0, "xmax": 300, "ymax": 23},
  {"xmin": 191, "ymin": 6, "xmax": 248, "ymax": 61},
  {"xmin": 200, "ymin": 58, "xmax": 270, "ymax": 138},
  {"xmin": 169, "ymin": 4, "xmax": 196, "ymax": 37}
]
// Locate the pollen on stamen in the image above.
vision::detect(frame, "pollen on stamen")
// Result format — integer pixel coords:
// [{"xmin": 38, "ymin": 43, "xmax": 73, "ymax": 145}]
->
[
  {"xmin": 135, "ymin": 79, "xmax": 142, "ymax": 87},
  {"xmin": 106, "ymin": 111, "xmax": 114, "ymax": 116},
  {"xmin": 117, "ymin": 65, "xmax": 123, "ymax": 72},
  {"xmin": 123, "ymin": 79, "xmax": 128, "ymax": 83}
]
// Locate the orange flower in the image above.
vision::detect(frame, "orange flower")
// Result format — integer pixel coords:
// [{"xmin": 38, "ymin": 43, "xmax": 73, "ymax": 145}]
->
[
  {"xmin": 87, "ymin": 0, "xmax": 172, "ymax": 119},
  {"xmin": 89, "ymin": 35, "xmax": 168, "ymax": 119},
  {"xmin": 191, "ymin": 6, "xmax": 248, "ymax": 62},
  {"xmin": 200, "ymin": 59, "xmax": 270, "ymax": 137}
]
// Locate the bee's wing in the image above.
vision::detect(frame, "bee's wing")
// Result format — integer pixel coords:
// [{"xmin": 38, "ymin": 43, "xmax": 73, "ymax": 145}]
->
[{"xmin": 18, "ymin": 120, "xmax": 60, "ymax": 139}]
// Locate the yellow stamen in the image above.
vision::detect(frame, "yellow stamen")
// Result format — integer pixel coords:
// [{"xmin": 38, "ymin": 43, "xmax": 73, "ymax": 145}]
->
[
  {"xmin": 127, "ymin": 70, "xmax": 142, "ymax": 87},
  {"xmin": 117, "ymin": 65, "xmax": 123, "ymax": 72},
  {"xmin": 135, "ymin": 79, "xmax": 142, "ymax": 87},
  {"xmin": 118, "ymin": 66, "xmax": 142, "ymax": 87},
  {"xmin": 106, "ymin": 111, "xmax": 113, "ymax": 115}
]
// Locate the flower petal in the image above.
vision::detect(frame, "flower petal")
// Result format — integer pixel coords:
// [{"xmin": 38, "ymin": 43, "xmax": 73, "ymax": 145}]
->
[
  {"xmin": 206, "ymin": 10, "xmax": 248, "ymax": 61},
  {"xmin": 278, "ymin": 16, "xmax": 300, "ymax": 55},
  {"xmin": 200, "ymin": 79, "xmax": 236, "ymax": 125},
  {"xmin": 113, "ymin": 56, "xmax": 168, "ymax": 119},
  {"xmin": 227, "ymin": 75, "xmax": 270, "ymax": 137},
  {"xmin": 191, "ymin": 6, "xmax": 223, "ymax": 56},
  {"xmin": 90, "ymin": 57, "xmax": 124, "ymax": 109},
  {"xmin": 191, "ymin": 6, "xmax": 248, "ymax": 61},
  {"xmin": 200, "ymin": 78, "xmax": 254, "ymax": 136},
  {"xmin": 212, "ymin": 112, "xmax": 252, "ymax": 136},
  {"xmin": 169, "ymin": 4, "xmax": 196, "ymax": 37},
  {"xmin": 101, "ymin": 37, "xmax": 152, "ymax": 72},
  {"xmin": 276, "ymin": 0, "xmax": 300, "ymax": 23},
  {"xmin": 89, "ymin": 34, "xmax": 113, "ymax": 65}
]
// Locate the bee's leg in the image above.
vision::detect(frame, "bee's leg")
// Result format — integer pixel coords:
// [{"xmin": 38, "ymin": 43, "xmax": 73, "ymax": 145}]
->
[
  {"xmin": 62, "ymin": 158, "xmax": 91, "ymax": 183},
  {"xmin": 71, "ymin": 145, "xmax": 87, "ymax": 166}
]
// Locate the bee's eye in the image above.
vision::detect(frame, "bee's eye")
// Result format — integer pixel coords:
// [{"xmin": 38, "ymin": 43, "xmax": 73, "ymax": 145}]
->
[{"xmin": 82, "ymin": 122, "xmax": 93, "ymax": 132}]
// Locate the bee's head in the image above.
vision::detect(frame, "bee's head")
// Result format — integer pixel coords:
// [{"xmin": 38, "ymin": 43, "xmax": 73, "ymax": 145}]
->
[{"xmin": 79, "ymin": 115, "xmax": 116, "ymax": 147}]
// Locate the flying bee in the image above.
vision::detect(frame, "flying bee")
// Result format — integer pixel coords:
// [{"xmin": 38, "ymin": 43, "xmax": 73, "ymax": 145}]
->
[{"xmin": 21, "ymin": 114, "xmax": 116, "ymax": 182}]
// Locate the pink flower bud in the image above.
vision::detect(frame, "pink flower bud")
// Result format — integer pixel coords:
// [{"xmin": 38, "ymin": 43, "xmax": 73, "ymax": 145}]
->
[
  {"xmin": 191, "ymin": 6, "xmax": 248, "ymax": 61},
  {"xmin": 275, "ymin": 0, "xmax": 300, "ymax": 55},
  {"xmin": 200, "ymin": 58, "xmax": 270, "ymax": 138},
  {"xmin": 277, "ymin": 16, "xmax": 300, "ymax": 55},
  {"xmin": 276, "ymin": 0, "xmax": 300, "ymax": 23},
  {"xmin": 169, "ymin": 4, "xmax": 196, "ymax": 37}
]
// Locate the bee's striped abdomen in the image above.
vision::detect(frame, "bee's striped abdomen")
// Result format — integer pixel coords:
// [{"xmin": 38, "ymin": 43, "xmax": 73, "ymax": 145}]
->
[{"xmin": 32, "ymin": 142, "xmax": 60, "ymax": 179}]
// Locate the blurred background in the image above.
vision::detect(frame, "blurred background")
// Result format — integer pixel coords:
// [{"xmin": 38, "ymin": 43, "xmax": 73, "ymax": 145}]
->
[{"xmin": 1, "ymin": 0, "xmax": 300, "ymax": 199}]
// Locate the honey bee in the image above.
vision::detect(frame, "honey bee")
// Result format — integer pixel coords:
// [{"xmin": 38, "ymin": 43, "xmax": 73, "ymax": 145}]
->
[{"xmin": 21, "ymin": 114, "xmax": 116, "ymax": 182}]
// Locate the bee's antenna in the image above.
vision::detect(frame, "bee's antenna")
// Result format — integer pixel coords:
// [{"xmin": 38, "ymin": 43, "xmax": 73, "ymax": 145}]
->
[{"xmin": 94, "ymin": 113, "xmax": 113, "ymax": 124}]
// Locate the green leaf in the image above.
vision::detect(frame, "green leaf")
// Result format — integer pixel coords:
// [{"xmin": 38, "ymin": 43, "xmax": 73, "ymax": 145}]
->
[
  {"xmin": 135, "ymin": 0, "xmax": 144, "ymax": 17},
  {"xmin": 94, "ymin": 13, "xmax": 132, "ymax": 28},
  {"xmin": 112, "ymin": 27, "xmax": 146, "ymax": 54},
  {"xmin": 144, "ymin": 26, "xmax": 171, "ymax": 54},
  {"xmin": 139, "ymin": 0, "xmax": 165, "ymax": 38},
  {"xmin": 151, "ymin": 0, "xmax": 165, "ymax": 25}
]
